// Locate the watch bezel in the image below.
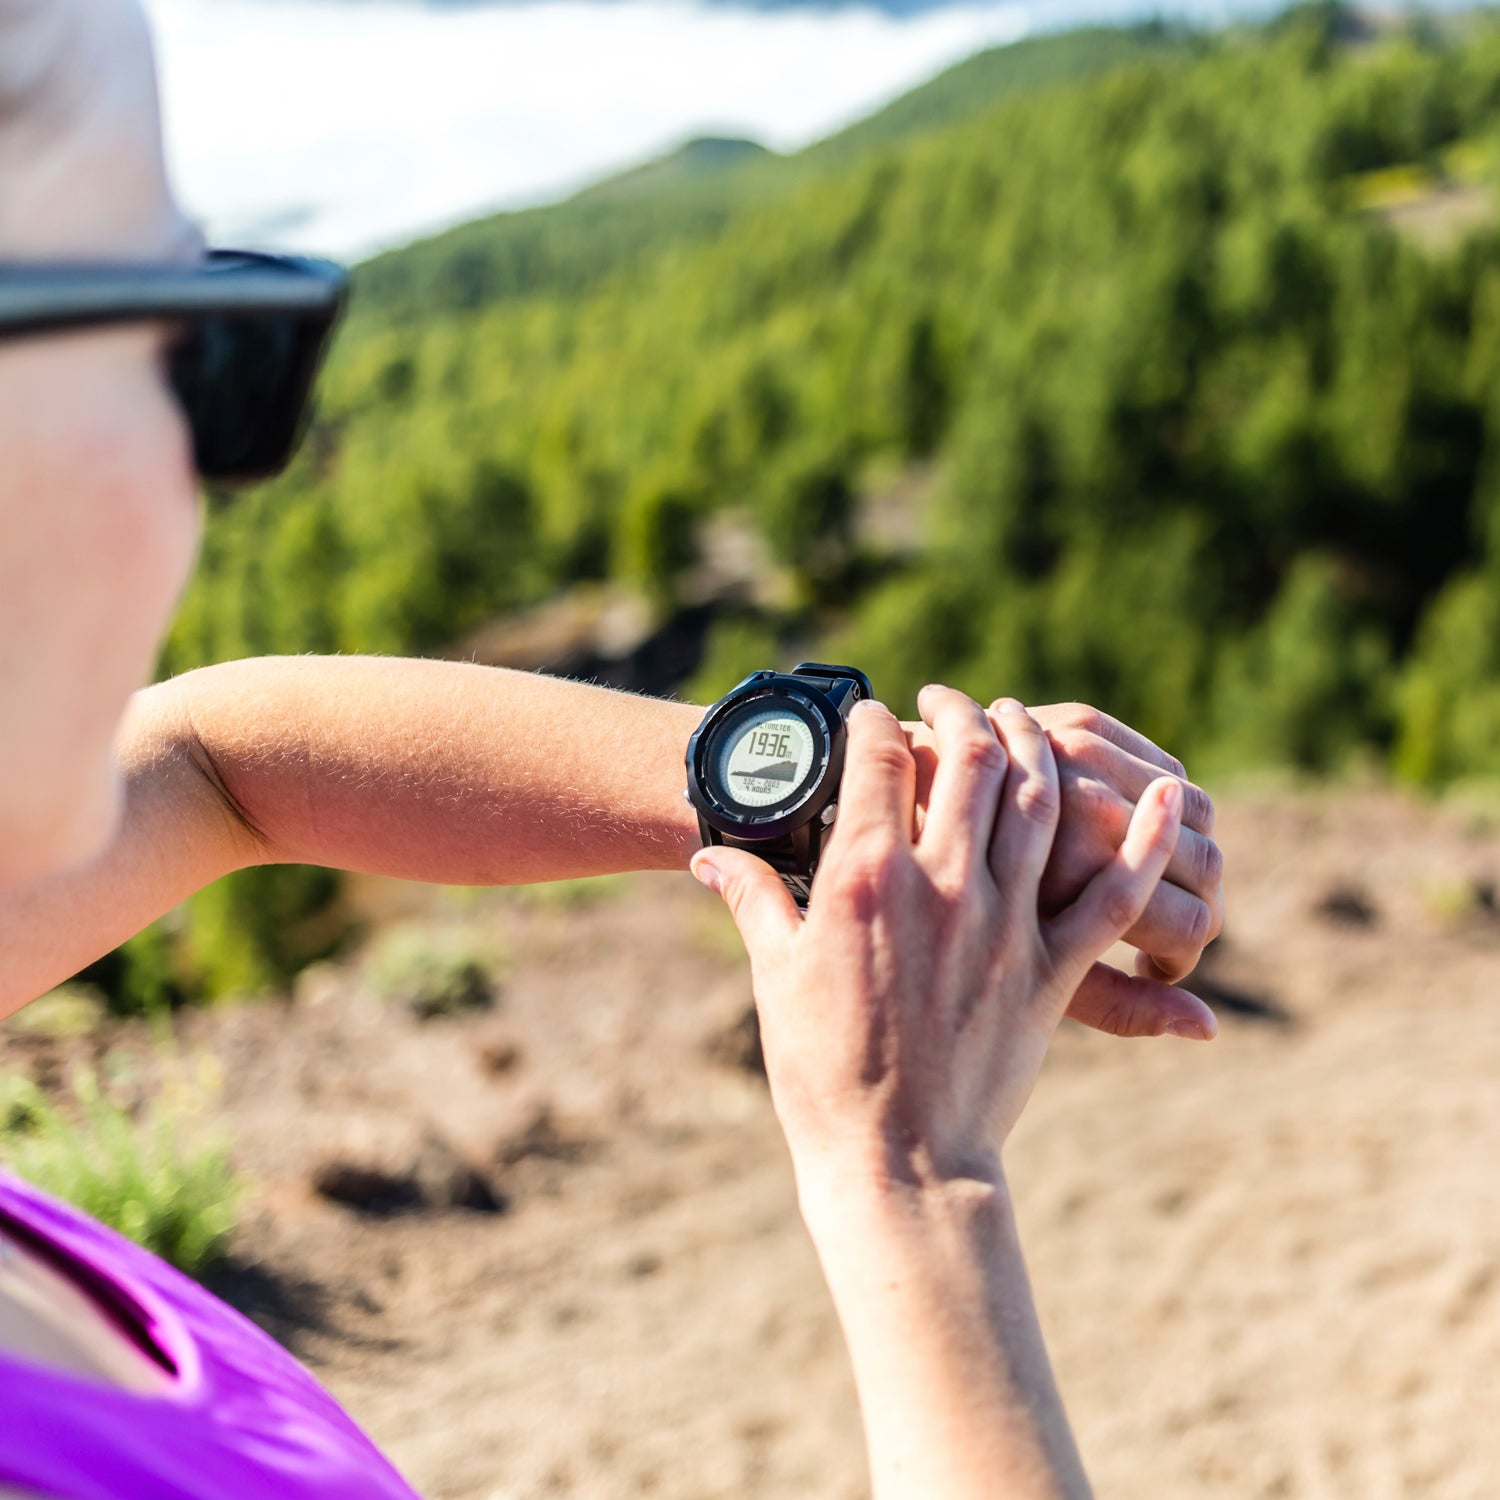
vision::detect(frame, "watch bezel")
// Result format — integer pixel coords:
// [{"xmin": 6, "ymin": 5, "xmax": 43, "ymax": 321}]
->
[{"xmin": 687, "ymin": 672, "xmax": 845, "ymax": 842}]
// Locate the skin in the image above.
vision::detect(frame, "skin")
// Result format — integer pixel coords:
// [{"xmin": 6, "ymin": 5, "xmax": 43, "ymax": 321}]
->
[
  {"xmin": 0, "ymin": 0, "xmax": 199, "ymax": 261},
  {"xmin": 0, "ymin": 0, "xmax": 204, "ymax": 1463},
  {"xmin": 0, "ymin": 660, "xmax": 1222, "ymax": 1037},
  {"xmin": 694, "ymin": 692, "xmax": 1186, "ymax": 1499},
  {"xmin": 0, "ymin": 0, "xmax": 1223, "ymax": 1491},
  {"xmin": 0, "ymin": 0, "xmax": 200, "ymax": 889}
]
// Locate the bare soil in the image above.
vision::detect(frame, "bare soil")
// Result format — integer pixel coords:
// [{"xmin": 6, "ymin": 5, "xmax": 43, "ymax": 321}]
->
[{"xmin": 8, "ymin": 789, "xmax": 1500, "ymax": 1500}]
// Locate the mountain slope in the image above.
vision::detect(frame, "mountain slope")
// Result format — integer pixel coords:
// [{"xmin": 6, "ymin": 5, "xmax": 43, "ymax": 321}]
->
[
  {"xmin": 351, "ymin": 22, "xmax": 1193, "ymax": 326},
  {"xmin": 149, "ymin": 6, "xmax": 1500, "ymax": 1001},
  {"xmin": 574, "ymin": 136, "xmax": 775, "ymax": 203},
  {"xmin": 805, "ymin": 21, "xmax": 1193, "ymax": 163}
]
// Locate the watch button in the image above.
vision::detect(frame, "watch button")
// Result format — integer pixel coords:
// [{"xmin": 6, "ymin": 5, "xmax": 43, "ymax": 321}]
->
[{"xmin": 820, "ymin": 803, "xmax": 838, "ymax": 828}]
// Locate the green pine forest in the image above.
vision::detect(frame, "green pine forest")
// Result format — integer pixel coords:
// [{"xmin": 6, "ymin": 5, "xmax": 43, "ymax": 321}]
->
[{"xmin": 110, "ymin": 4, "xmax": 1500, "ymax": 1002}]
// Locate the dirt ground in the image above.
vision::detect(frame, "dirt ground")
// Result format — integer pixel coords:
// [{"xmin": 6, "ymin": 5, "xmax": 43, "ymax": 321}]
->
[{"xmin": 11, "ymin": 789, "xmax": 1500, "ymax": 1500}]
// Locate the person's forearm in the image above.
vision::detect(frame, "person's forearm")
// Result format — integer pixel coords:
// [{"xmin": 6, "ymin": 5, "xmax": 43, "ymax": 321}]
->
[
  {"xmin": 799, "ymin": 1165, "xmax": 1092, "ymax": 1500},
  {"xmin": 0, "ymin": 656, "xmax": 703, "ymax": 1014},
  {"xmin": 167, "ymin": 655, "xmax": 704, "ymax": 881}
]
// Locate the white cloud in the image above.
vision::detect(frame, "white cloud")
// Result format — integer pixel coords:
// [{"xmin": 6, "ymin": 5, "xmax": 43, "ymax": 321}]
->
[{"xmin": 145, "ymin": 0, "xmax": 1030, "ymax": 258}]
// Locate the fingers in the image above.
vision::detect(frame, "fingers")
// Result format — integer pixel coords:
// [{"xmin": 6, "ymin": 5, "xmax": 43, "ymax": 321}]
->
[
  {"xmin": 1168, "ymin": 826, "xmax": 1222, "ymax": 910},
  {"xmin": 1039, "ymin": 772, "xmax": 1220, "ymax": 905},
  {"xmin": 987, "ymin": 700, "xmax": 1062, "ymax": 903},
  {"xmin": 691, "ymin": 847, "xmax": 801, "ymax": 957},
  {"xmin": 914, "ymin": 685, "xmax": 1007, "ymax": 881},
  {"xmin": 1122, "ymin": 876, "xmax": 1221, "ymax": 982},
  {"xmin": 1066, "ymin": 737, "xmax": 1214, "ymax": 837},
  {"xmin": 831, "ymin": 700, "xmax": 917, "ymax": 849},
  {"xmin": 906, "ymin": 724, "xmax": 937, "ymax": 840},
  {"xmin": 1028, "ymin": 701, "xmax": 1189, "ymax": 779},
  {"xmin": 1036, "ymin": 772, "xmax": 1221, "ymax": 978},
  {"xmin": 1026, "ymin": 702, "xmax": 1211, "ymax": 834},
  {"xmin": 1045, "ymin": 776, "xmax": 1183, "ymax": 987},
  {"xmin": 1065, "ymin": 962, "xmax": 1218, "ymax": 1041},
  {"xmin": 1087, "ymin": 713, "xmax": 1188, "ymax": 784}
]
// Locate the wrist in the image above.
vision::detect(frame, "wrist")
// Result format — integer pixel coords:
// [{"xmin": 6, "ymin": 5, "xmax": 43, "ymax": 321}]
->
[
  {"xmin": 792, "ymin": 1139, "xmax": 1013, "ymax": 1253},
  {"xmin": 798, "ymin": 1161, "xmax": 1091, "ymax": 1500},
  {"xmin": 670, "ymin": 701, "xmax": 708, "ymax": 868}
]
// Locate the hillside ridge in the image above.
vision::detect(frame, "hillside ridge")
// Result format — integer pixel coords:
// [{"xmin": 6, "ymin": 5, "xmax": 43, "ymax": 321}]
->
[{"xmin": 351, "ymin": 21, "xmax": 1188, "ymax": 322}]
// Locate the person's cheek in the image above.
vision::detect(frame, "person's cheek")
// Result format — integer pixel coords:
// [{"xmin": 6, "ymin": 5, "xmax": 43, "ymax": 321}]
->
[
  {"xmin": 68, "ymin": 343, "xmax": 200, "ymax": 819},
  {"xmin": 117, "ymin": 353, "xmax": 201, "ymax": 649},
  {"xmin": 0, "ymin": 329, "xmax": 197, "ymax": 886}
]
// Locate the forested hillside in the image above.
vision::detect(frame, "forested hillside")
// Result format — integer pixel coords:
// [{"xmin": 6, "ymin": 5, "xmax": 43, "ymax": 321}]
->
[
  {"xmin": 135, "ymin": 6, "xmax": 1500, "ymax": 1000},
  {"xmin": 350, "ymin": 23, "xmax": 1190, "ymax": 324}
]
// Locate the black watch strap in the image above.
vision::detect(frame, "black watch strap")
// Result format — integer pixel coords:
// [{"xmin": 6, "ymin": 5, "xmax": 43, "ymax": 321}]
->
[{"xmin": 699, "ymin": 817, "xmax": 821, "ymax": 909}]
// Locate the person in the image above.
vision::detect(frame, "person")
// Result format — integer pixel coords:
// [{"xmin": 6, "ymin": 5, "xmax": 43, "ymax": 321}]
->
[{"xmin": 0, "ymin": 1, "xmax": 1224, "ymax": 1495}]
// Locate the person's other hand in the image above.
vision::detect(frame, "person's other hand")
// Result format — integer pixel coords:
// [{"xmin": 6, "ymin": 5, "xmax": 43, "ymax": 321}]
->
[
  {"xmin": 0, "ymin": 0, "xmax": 199, "ymax": 259},
  {"xmin": 1029, "ymin": 700, "xmax": 1221, "ymax": 972},
  {"xmin": 904, "ymin": 699, "xmax": 1221, "ymax": 1042},
  {"xmin": 693, "ymin": 688, "xmax": 1187, "ymax": 1183}
]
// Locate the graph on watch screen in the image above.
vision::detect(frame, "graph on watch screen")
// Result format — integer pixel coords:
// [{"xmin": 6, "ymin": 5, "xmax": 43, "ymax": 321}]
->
[{"xmin": 720, "ymin": 711, "xmax": 815, "ymax": 807}]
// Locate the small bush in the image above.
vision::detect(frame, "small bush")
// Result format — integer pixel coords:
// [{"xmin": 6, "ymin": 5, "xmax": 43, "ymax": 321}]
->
[
  {"xmin": 684, "ymin": 615, "xmax": 785, "ymax": 706},
  {"xmin": 75, "ymin": 925, "xmax": 184, "ymax": 1018},
  {"xmin": 1419, "ymin": 875, "xmax": 1498, "ymax": 928},
  {"xmin": 0, "ymin": 1059, "xmax": 239, "ymax": 1279},
  {"xmin": 364, "ymin": 926, "xmax": 506, "ymax": 1019},
  {"xmin": 7, "ymin": 985, "xmax": 109, "ymax": 1039},
  {"xmin": 505, "ymin": 874, "xmax": 631, "ymax": 910}
]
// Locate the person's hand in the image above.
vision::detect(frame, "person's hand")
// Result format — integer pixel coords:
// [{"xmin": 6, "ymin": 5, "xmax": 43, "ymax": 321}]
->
[
  {"xmin": 1030, "ymin": 701, "xmax": 1221, "ymax": 975},
  {"xmin": 904, "ymin": 699, "xmax": 1221, "ymax": 1041},
  {"xmin": 0, "ymin": 0, "xmax": 199, "ymax": 259},
  {"xmin": 693, "ymin": 687, "xmax": 1186, "ymax": 1181}
]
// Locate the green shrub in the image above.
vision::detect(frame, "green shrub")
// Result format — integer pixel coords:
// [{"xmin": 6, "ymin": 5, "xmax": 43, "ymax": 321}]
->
[
  {"xmin": 504, "ymin": 874, "xmax": 631, "ymax": 910},
  {"xmin": 0, "ymin": 1060, "xmax": 239, "ymax": 1279},
  {"xmin": 7, "ymin": 985, "xmax": 109, "ymax": 1039},
  {"xmin": 182, "ymin": 864, "xmax": 350, "ymax": 1001},
  {"xmin": 80, "ymin": 867, "xmax": 352, "ymax": 1011},
  {"xmin": 1210, "ymin": 556, "xmax": 1393, "ymax": 775},
  {"xmin": 685, "ymin": 616, "xmax": 785, "ymax": 704},
  {"xmin": 616, "ymin": 476, "xmax": 702, "ymax": 608},
  {"xmin": 1394, "ymin": 571, "xmax": 1500, "ymax": 784},
  {"xmin": 76, "ymin": 925, "xmax": 183, "ymax": 1018},
  {"xmin": 364, "ymin": 925, "xmax": 506, "ymax": 1019}
]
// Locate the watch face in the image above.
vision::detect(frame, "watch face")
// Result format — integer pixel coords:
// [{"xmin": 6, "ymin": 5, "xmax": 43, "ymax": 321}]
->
[{"xmin": 715, "ymin": 705, "xmax": 818, "ymax": 810}]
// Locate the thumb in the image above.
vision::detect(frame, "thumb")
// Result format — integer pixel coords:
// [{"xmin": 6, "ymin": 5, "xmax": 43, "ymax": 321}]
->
[{"xmin": 691, "ymin": 847, "xmax": 801, "ymax": 958}]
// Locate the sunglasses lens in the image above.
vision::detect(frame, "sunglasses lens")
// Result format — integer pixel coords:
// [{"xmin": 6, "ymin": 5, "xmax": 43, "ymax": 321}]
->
[{"xmin": 169, "ymin": 311, "xmax": 331, "ymax": 484}]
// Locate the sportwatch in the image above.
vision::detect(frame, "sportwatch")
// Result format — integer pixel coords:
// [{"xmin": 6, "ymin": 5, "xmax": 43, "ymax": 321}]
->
[{"xmin": 686, "ymin": 663, "xmax": 874, "ymax": 908}]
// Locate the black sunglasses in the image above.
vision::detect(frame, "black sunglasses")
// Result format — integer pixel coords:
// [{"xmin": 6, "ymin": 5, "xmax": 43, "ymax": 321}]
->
[{"xmin": 0, "ymin": 249, "xmax": 348, "ymax": 484}]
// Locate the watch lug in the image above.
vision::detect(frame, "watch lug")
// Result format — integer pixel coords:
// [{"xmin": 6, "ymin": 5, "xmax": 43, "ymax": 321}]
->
[{"xmin": 790, "ymin": 662, "xmax": 873, "ymax": 713}]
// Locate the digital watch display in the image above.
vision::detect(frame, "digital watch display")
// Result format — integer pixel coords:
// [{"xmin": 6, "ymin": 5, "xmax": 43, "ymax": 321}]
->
[{"xmin": 686, "ymin": 663, "xmax": 873, "ymax": 908}]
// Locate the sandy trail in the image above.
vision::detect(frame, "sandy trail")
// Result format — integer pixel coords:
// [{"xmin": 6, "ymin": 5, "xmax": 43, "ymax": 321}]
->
[{"xmin": 12, "ymin": 790, "xmax": 1498, "ymax": 1499}]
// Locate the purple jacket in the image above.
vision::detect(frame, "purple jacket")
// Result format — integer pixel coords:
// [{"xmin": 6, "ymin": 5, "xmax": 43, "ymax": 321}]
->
[{"xmin": 0, "ymin": 1172, "xmax": 420, "ymax": 1499}]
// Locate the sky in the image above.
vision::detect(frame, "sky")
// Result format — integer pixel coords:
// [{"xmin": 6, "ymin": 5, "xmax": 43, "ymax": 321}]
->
[
  {"xmin": 146, "ymin": 0, "xmax": 1051, "ymax": 257},
  {"xmin": 147, "ymin": 0, "xmax": 1470, "ymax": 260}
]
